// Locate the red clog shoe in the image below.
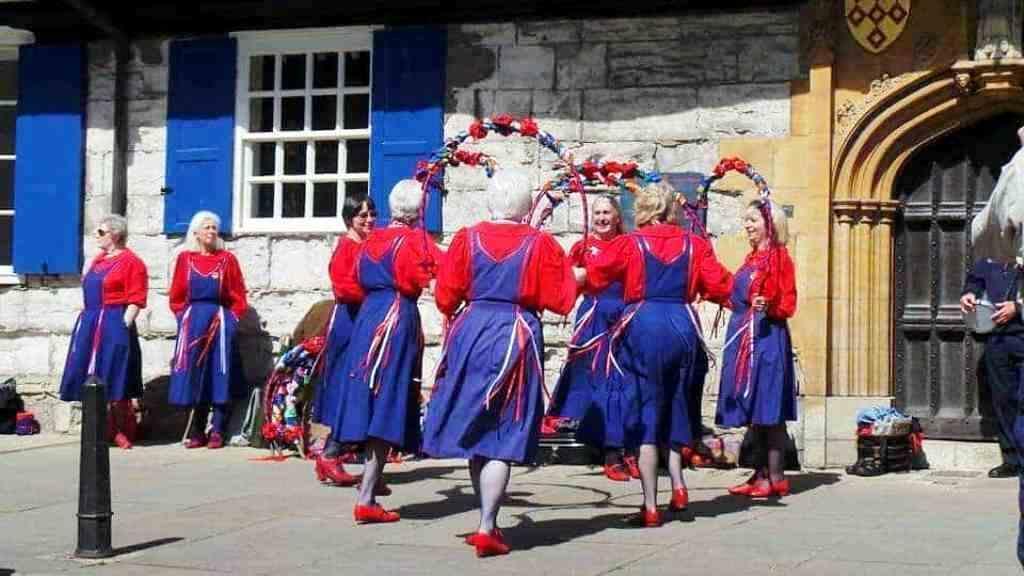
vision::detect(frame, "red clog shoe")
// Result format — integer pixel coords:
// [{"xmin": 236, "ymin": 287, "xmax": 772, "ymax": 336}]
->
[
  {"xmin": 465, "ymin": 527, "xmax": 504, "ymax": 546},
  {"xmin": 353, "ymin": 504, "xmax": 400, "ymax": 524},
  {"xmin": 623, "ymin": 455, "xmax": 641, "ymax": 479},
  {"xmin": 748, "ymin": 481, "xmax": 776, "ymax": 499},
  {"xmin": 604, "ymin": 463, "xmax": 631, "ymax": 482},
  {"xmin": 474, "ymin": 529, "xmax": 510, "ymax": 557},
  {"xmin": 628, "ymin": 507, "xmax": 662, "ymax": 527},
  {"xmin": 207, "ymin": 432, "xmax": 224, "ymax": 450},
  {"xmin": 668, "ymin": 487, "xmax": 689, "ymax": 511},
  {"xmin": 771, "ymin": 479, "xmax": 791, "ymax": 497},
  {"xmin": 113, "ymin": 432, "xmax": 133, "ymax": 450},
  {"xmin": 185, "ymin": 434, "xmax": 207, "ymax": 449},
  {"xmin": 728, "ymin": 473, "xmax": 763, "ymax": 496},
  {"xmin": 315, "ymin": 455, "xmax": 360, "ymax": 486}
]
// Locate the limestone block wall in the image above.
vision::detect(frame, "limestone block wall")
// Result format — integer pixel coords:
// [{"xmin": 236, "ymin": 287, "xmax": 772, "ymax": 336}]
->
[{"xmin": 0, "ymin": 11, "xmax": 801, "ymax": 433}]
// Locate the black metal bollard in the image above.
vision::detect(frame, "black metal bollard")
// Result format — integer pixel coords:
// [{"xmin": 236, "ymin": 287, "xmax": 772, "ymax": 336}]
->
[{"xmin": 75, "ymin": 376, "xmax": 113, "ymax": 559}]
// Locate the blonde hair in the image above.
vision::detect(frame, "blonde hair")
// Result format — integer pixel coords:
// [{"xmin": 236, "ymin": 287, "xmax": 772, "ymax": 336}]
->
[
  {"xmin": 634, "ymin": 181, "xmax": 676, "ymax": 227},
  {"xmin": 186, "ymin": 210, "xmax": 225, "ymax": 252},
  {"xmin": 748, "ymin": 199, "xmax": 789, "ymax": 246}
]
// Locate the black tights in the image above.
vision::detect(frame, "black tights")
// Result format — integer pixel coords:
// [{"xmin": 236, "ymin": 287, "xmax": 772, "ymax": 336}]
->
[{"xmin": 750, "ymin": 424, "xmax": 788, "ymax": 483}]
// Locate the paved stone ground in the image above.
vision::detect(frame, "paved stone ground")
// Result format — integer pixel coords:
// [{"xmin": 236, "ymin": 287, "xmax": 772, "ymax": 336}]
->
[{"xmin": 1, "ymin": 435, "xmax": 1021, "ymax": 575}]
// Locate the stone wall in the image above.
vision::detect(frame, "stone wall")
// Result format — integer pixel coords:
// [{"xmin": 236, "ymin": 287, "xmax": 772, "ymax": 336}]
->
[{"xmin": 0, "ymin": 11, "xmax": 801, "ymax": 433}]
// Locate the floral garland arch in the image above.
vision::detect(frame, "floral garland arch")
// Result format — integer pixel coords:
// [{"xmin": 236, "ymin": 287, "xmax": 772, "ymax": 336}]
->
[
  {"xmin": 411, "ymin": 117, "xmax": 774, "ymax": 243},
  {"xmin": 698, "ymin": 156, "xmax": 776, "ymax": 242},
  {"xmin": 413, "ymin": 113, "xmax": 585, "ymax": 230}
]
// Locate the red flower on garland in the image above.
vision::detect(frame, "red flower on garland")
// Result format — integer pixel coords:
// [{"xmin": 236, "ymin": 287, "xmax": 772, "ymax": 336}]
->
[
  {"xmin": 519, "ymin": 117, "xmax": 539, "ymax": 137},
  {"xmin": 468, "ymin": 121, "xmax": 488, "ymax": 140},
  {"xmin": 581, "ymin": 161, "xmax": 600, "ymax": 179},
  {"xmin": 602, "ymin": 161, "xmax": 623, "ymax": 175},
  {"xmin": 453, "ymin": 149, "xmax": 482, "ymax": 166},
  {"xmin": 491, "ymin": 113, "xmax": 514, "ymax": 128},
  {"xmin": 733, "ymin": 158, "xmax": 749, "ymax": 174},
  {"xmin": 713, "ymin": 158, "xmax": 733, "ymax": 178},
  {"xmin": 414, "ymin": 160, "xmax": 431, "ymax": 182}
]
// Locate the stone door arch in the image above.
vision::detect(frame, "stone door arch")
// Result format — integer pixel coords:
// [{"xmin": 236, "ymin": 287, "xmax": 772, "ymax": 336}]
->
[
  {"xmin": 829, "ymin": 62, "xmax": 1024, "ymax": 424},
  {"xmin": 892, "ymin": 112, "xmax": 1023, "ymax": 439}
]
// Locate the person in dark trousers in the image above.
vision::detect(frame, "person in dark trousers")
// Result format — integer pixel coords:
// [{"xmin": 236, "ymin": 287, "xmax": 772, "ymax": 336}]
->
[{"xmin": 960, "ymin": 256, "xmax": 1023, "ymax": 478}]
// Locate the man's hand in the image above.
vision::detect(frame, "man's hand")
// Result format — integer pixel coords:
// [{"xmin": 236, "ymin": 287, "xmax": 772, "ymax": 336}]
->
[
  {"xmin": 960, "ymin": 293, "xmax": 977, "ymax": 314},
  {"xmin": 992, "ymin": 301, "xmax": 1018, "ymax": 325}
]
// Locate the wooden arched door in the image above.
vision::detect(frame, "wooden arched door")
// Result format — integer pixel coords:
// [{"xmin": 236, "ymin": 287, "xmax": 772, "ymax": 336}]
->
[{"xmin": 893, "ymin": 112, "xmax": 1024, "ymax": 440}]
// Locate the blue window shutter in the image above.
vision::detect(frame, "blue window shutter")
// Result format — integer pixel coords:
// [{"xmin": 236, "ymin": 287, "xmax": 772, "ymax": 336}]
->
[
  {"xmin": 371, "ymin": 27, "xmax": 446, "ymax": 232},
  {"xmin": 164, "ymin": 37, "xmax": 236, "ymax": 234},
  {"xmin": 12, "ymin": 44, "xmax": 85, "ymax": 275}
]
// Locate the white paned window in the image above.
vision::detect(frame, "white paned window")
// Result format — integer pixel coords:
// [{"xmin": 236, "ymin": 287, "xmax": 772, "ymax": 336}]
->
[
  {"xmin": 0, "ymin": 51, "xmax": 16, "ymax": 280},
  {"xmin": 233, "ymin": 29, "xmax": 371, "ymax": 233}
]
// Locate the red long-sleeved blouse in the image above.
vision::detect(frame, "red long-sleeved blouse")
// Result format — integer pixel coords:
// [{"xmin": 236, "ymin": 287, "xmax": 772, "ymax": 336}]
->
[
  {"xmin": 88, "ymin": 249, "xmax": 149, "ymax": 307},
  {"xmin": 585, "ymin": 223, "xmax": 732, "ymax": 306},
  {"xmin": 435, "ymin": 221, "xmax": 577, "ymax": 316},
  {"xmin": 334, "ymin": 224, "xmax": 442, "ymax": 302},
  {"xmin": 328, "ymin": 236, "xmax": 363, "ymax": 302},
  {"xmin": 569, "ymin": 236, "xmax": 624, "ymax": 296},
  {"xmin": 168, "ymin": 250, "xmax": 248, "ymax": 318},
  {"xmin": 743, "ymin": 246, "xmax": 797, "ymax": 320}
]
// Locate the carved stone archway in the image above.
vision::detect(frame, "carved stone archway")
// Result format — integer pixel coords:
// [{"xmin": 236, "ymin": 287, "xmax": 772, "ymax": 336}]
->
[{"xmin": 829, "ymin": 60, "xmax": 1024, "ymax": 397}]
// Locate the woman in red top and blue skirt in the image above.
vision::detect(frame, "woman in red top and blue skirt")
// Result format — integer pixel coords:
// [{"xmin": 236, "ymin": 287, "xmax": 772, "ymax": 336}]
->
[
  {"xmin": 313, "ymin": 194, "xmax": 376, "ymax": 486},
  {"xmin": 547, "ymin": 195, "xmax": 639, "ymax": 481},
  {"xmin": 60, "ymin": 214, "xmax": 148, "ymax": 450},
  {"xmin": 331, "ymin": 179, "xmax": 441, "ymax": 525},
  {"xmin": 585, "ymin": 182, "xmax": 732, "ymax": 526},
  {"xmin": 422, "ymin": 169, "xmax": 578, "ymax": 557},
  {"xmin": 168, "ymin": 211, "xmax": 249, "ymax": 450},
  {"xmin": 716, "ymin": 198, "xmax": 797, "ymax": 498}
]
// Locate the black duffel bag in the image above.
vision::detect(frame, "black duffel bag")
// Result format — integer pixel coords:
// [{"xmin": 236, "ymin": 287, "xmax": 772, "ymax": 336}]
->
[{"xmin": 0, "ymin": 378, "xmax": 23, "ymax": 435}]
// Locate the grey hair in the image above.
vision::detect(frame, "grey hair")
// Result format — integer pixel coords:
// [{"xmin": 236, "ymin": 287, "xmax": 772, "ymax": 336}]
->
[
  {"xmin": 388, "ymin": 179, "xmax": 424, "ymax": 224},
  {"xmin": 186, "ymin": 210, "xmax": 225, "ymax": 252},
  {"xmin": 486, "ymin": 169, "xmax": 534, "ymax": 221},
  {"xmin": 99, "ymin": 214, "xmax": 128, "ymax": 246}
]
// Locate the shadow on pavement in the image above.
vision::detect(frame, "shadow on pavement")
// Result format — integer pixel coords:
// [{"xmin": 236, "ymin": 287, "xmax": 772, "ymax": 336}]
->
[
  {"xmin": 788, "ymin": 471, "xmax": 842, "ymax": 495},
  {"xmin": 396, "ymin": 483, "xmax": 480, "ymax": 520},
  {"xmin": 111, "ymin": 537, "xmax": 185, "ymax": 557},
  {"xmin": 381, "ymin": 464, "xmax": 464, "ymax": 486},
  {"xmin": 503, "ymin": 511, "xmax": 658, "ymax": 550}
]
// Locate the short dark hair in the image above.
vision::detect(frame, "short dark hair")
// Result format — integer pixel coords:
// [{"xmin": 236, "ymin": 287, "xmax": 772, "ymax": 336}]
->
[{"xmin": 342, "ymin": 193, "xmax": 376, "ymax": 226}]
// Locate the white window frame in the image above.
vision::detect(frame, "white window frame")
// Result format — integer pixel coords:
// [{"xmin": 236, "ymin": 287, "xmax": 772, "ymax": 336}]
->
[
  {"xmin": 231, "ymin": 27, "xmax": 374, "ymax": 234},
  {"xmin": 0, "ymin": 38, "xmax": 22, "ymax": 285}
]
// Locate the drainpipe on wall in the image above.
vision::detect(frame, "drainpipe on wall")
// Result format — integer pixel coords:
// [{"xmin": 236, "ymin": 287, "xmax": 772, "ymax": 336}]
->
[{"xmin": 111, "ymin": 39, "xmax": 128, "ymax": 216}]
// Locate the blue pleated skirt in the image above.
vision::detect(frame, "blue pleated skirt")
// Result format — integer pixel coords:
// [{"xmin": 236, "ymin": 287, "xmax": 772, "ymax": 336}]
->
[
  {"xmin": 60, "ymin": 304, "xmax": 141, "ymax": 402},
  {"xmin": 330, "ymin": 290, "xmax": 423, "ymax": 452},
  {"xmin": 422, "ymin": 301, "xmax": 545, "ymax": 464},
  {"xmin": 715, "ymin": 313, "xmax": 797, "ymax": 428}
]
